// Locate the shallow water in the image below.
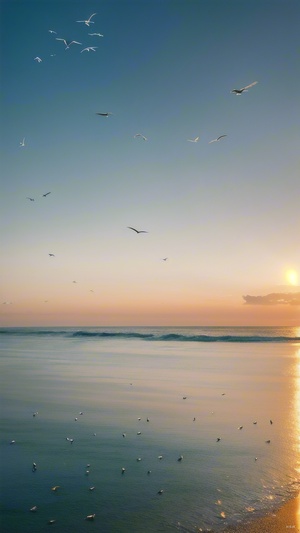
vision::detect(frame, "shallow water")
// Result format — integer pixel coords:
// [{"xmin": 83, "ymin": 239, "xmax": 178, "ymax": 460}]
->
[{"xmin": 0, "ymin": 327, "xmax": 299, "ymax": 532}]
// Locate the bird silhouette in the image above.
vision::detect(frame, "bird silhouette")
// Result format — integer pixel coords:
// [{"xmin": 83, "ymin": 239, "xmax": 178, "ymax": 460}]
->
[
  {"xmin": 231, "ymin": 81, "xmax": 258, "ymax": 95},
  {"xmin": 127, "ymin": 227, "xmax": 148, "ymax": 234}
]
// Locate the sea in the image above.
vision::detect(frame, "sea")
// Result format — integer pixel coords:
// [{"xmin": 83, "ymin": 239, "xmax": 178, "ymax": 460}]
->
[{"xmin": 0, "ymin": 326, "xmax": 299, "ymax": 533}]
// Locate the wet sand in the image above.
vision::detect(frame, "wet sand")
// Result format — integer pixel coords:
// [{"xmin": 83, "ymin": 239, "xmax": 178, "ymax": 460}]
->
[{"xmin": 222, "ymin": 493, "xmax": 300, "ymax": 533}]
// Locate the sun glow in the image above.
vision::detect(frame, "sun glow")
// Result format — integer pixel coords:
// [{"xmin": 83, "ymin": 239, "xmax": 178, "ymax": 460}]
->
[{"xmin": 286, "ymin": 270, "xmax": 298, "ymax": 286}]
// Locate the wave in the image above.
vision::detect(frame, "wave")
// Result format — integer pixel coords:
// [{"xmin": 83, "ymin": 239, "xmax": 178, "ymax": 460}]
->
[{"xmin": 0, "ymin": 328, "xmax": 299, "ymax": 343}]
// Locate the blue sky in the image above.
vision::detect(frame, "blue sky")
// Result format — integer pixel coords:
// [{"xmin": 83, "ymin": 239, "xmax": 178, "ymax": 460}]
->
[{"xmin": 1, "ymin": 0, "xmax": 299, "ymax": 326}]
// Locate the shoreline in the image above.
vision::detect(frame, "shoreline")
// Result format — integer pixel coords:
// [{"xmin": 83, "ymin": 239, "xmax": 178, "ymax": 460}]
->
[{"xmin": 221, "ymin": 493, "xmax": 300, "ymax": 533}]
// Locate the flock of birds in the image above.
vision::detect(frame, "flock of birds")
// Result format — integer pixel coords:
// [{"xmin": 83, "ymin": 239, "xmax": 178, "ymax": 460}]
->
[
  {"xmin": 7, "ymin": 390, "xmax": 275, "ymax": 528},
  {"xmin": 22, "ymin": 29, "xmax": 258, "ymax": 275}
]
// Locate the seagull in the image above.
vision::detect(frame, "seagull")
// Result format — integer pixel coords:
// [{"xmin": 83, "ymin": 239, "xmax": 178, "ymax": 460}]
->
[
  {"xmin": 134, "ymin": 133, "xmax": 147, "ymax": 141},
  {"xmin": 178, "ymin": 455, "xmax": 183, "ymax": 461},
  {"xmin": 48, "ymin": 519, "xmax": 56, "ymax": 524},
  {"xmin": 216, "ymin": 437, "xmax": 221, "ymax": 442},
  {"xmin": 42, "ymin": 192, "xmax": 51, "ymax": 197},
  {"xmin": 34, "ymin": 57, "xmax": 42, "ymax": 62},
  {"xmin": 157, "ymin": 489, "xmax": 164, "ymax": 495},
  {"xmin": 88, "ymin": 33, "xmax": 103, "ymax": 37},
  {"xmin": 48, "ymin": 30, "xmax": 57, "ymax": 34},
  {"xmin": 56, "ymin": 38, "xmax": 81, "ymax": 50},
  {"xmin": 89, "ymin": 486, "xmax": 95, "ymax": 491},
  {"xmin": 162, "ymin": 258, "xmax": 168, "ymax": 261},
  {"xmin": 96, "ymin": 112, "xmax": 113, "ymax": 117},
  {"xmin": 49, "ymin": 253, "xmax": 55, "ymax": 257},
  {"xmin": 30, "ymin": 506, "xmax": 38, "ymax": 512},
  {"xmin": 127, "ymin": 226, "xmax": 148, "ymax": 234},
  {"xmin": 51, "ymin": 486, "xmax": 60, "ymax": 491},
  {"xmin": 187, "ymin": 136, "xmax": 199, "ymax": 142},
  {"xmin": 231, "ymin": 81, "xmax": 258, "ymax": 95},
  {"xmin": 77, "ymin": 13, "xmax": 97, "ymax": 26},
  {"xmin": 209, "ymin": 135, "xmax": 227, "ymax": 144},
  {"xmin": 20, "ymin": 138, "xmax": 25, "ymax": 147},
  {"xmin": 26, "ymin": 197, "xmax": 34, "ymax": 201},
  {"xmin": 121, "ymin": 467, "xmax": 126, "ymax": 473},
  {"xmin": 85, "ymin": 514, "xmax": 96, "ymax": 520},
  {"xmin": 81, "ymin": 47, "xmax": 97, "ymax": 53}
]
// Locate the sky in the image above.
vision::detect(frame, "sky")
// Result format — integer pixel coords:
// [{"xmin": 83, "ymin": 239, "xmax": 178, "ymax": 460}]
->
[{"xmin": 0, "ymin": 0, "xmax": 299, "ymax": 327}]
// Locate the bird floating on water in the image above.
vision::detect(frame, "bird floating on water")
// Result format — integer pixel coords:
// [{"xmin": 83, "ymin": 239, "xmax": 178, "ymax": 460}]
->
[
  {"xmin": 231, "ymin": 81, "xmax": 258, "ymax": 95},
  {"xmin": 51, "ymin": 486, "xmax": 60, "ymax": 491},
  {"xmin": 30, "ymin": 506, "xmax": 37, "ymax": 512},
  {"xmin": 127, "ymin": 226, "xmax": 148, "ymax": 234},
  {"xmin": 77, "ymin": 13, "xmax": 97, "ymax": 26},
  {"xmin": 85, "ymin": 514, "xmax": 96, "ymax": 520},
  {"xmin": 209, "ymin": 135, "xmax": 227, "ymax": 144}
]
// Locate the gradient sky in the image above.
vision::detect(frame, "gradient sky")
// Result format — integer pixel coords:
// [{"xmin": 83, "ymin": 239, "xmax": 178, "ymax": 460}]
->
[{"xmin": 0, "ymin": 0, "xmax": 299, "ymax": 326}]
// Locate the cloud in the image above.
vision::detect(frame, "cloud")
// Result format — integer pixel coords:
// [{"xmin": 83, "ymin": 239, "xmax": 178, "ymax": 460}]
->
[{"xmin": 243, "ymin": 293, "xmax": 300, "ymax": 306}]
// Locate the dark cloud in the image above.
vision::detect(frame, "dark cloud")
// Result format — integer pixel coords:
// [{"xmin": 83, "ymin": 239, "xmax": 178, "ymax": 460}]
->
[{"xmin": 243, "ymin": 293, "xmax": 300, "ymax": 306}]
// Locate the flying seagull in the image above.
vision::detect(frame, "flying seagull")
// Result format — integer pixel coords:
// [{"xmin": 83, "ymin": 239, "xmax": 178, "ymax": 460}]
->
[
  {"xmin": 134, "ymin": 133, "xmax": 147, "ymax": 141},
  {"xmin": 127, "ymin": 227, "xmax": 148, "ymax": 234},
  {"xmin": 162, "ymin": 257, "xmax": 168, "ymax": 261},
  {"xmin": 56, "ymin": 38, "xmax": 82, "ymax": 50},
  {"xmin": 42, "ymin": 192, "xmax": 51, "ymax": 197},
  {"xmin": 76, "ymin": 13, "xmax": 97, "ymax": 26},
  {"xmin": 231, "ymin": 81, "xmax": 258, "ymax": 95},
  {"xmin": 187, "ymin": 136, "xmax": 199, "ymax": 142},
  {"xmin": 81, "ymin": 47, "xmax": 97, "ymax": 53},
  {"xmin": 26, "ymin": 197, "xmax": 34, "ymax": 201},
  {"xmin": 96, "ymin": 112, "xmax": 113, "ymax": 117},
  {"xmin": 209, "ymin": 135, "xmax": 227, "ymax": 144},
  {"xmin": 49, "ymin": 253, "xmax": 55, "ymax": 257},
  {"xmin": 20, "ymin": 138, "xmax": 25, "ymax": 147},
  {"xmin": 48, "ymin": 30, "xmax": 57, "ymax": 34},
  {"xmin": 34, "ymin": 57, "xmax": 42, "ymax": 62},
  {"xmin": 88, "ymin": 33, "xmax": 103, "ymax": 37}
]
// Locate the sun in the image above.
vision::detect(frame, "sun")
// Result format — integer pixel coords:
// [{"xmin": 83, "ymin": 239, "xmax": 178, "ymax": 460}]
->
[{"xmin": 286, "ymin": 269, "xmax": 298, "ymax": 286}]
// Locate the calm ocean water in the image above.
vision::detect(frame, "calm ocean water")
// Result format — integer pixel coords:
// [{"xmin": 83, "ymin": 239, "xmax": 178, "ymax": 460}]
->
[{"xmin": 0, "ymin": 326, "xmax": 299, "ymax": 533}]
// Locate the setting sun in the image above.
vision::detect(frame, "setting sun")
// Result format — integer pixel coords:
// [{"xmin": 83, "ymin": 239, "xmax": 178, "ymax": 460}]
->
[{"xmin": 286, "ymin": 269, "xmax": 298, "ymax": 286}]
